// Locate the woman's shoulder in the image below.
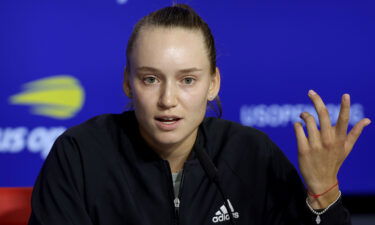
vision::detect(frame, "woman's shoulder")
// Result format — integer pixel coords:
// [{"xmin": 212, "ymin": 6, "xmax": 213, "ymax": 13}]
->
[
  {"xmin": 202, "ymin": 117, "xmax": 296, "ymax": 181},
  {"xmin": 51, "ymin": 112, "xmax": 137, "ymax": 157},
  {"xmin": 62, "ymin": 111, "xmax": 135, "ymax": 139},
  {"xmin": 200, "ymin": 116, "xmax": 281, "ymax": 164},
  {"xmin": 48, "ymin": 111, "xmax": 137, "ymax": 163},
  {"xmin": 202, "ymin": 116, "xmax": 271, "ymax": 146}
]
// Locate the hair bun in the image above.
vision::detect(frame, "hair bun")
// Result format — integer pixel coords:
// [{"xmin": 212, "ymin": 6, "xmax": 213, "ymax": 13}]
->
[{"xmin": 172, "ymin": 3, "xmax": 194, "ymax": 11}]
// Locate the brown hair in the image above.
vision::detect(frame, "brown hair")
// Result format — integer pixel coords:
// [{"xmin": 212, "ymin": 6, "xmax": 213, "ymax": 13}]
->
[{"xmin": 125, "ymin": 4, "xmax": 222, "ymax": 117}]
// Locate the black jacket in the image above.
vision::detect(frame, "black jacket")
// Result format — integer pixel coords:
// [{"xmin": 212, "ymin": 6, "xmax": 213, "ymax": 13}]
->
[{"xmin": 29, "ymin": 111, "xmax": 351, "ymax": 225}]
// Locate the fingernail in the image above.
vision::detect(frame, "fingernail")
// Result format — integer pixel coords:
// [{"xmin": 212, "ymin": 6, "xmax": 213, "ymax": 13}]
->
[
  {"xmin": 308, "ymin": 90, "xmax": 316, "ymax": 96},
  {"xmin": 343, "ymin": 94, "xmax": 350, "ymax": 101}
]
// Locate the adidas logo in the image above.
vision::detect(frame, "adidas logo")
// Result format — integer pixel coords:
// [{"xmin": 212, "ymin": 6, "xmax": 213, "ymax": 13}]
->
[{"xmin": 212, "ymin": 199, "xmax": 239, "ymax": 223}]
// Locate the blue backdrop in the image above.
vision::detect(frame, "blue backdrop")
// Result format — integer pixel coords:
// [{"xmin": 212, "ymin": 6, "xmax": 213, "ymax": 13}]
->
[{"xmin": 0, "ymin": 0, "xmax": 374, "ymax": 195}]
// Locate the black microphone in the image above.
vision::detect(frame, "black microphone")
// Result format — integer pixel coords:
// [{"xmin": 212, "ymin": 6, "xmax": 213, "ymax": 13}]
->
[
  {"xmin": 195, "ymin": 146, "xmax": 219, "ymax": 182},
  {"xmin": 195, "ymin": 146, "xmax": 236, "ymax": 225}
]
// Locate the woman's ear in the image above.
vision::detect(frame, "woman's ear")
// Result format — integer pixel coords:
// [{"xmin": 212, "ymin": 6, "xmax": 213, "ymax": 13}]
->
[
  {"xmin": 123, "ymin": 67, "xmax": 132, "ymax": 98},
  {"xmin": 208, "ymin": 67, "xmax": 221, "ymax": 101}
]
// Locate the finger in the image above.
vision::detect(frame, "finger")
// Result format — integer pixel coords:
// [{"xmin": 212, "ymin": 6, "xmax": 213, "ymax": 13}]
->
[
  {"xmin": 300, "ymin": 112, "xmax": 320, "ymax": 144},
  {"xmin": 346, "ymin": 118, "xmax": 371, "ymax": 151},
  {"xmin": 336, "ymin": 94, "xmax": 350, "ymax": 136},
  {"xmin": 308, "ymin": 90, "xmax": 332, "ymax": 133},
  {"xmin": 294, "ymin": 122, "xmax": 309, "ymax": 154}
]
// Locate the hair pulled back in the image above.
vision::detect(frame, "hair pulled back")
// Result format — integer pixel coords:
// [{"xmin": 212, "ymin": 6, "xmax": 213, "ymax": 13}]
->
[
  {"xmin": 125, "ymin": 4, "xmax": 221, "ymax": 117},
  {"xmin": 126, "ymin": 4, "xmax": 216, "ymax": 73}
]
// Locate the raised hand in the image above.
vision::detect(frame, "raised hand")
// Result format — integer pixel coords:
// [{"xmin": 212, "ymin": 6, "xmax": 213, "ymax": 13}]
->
[{"xmin": 293, "ymin": 90, "xmax": 371, "ymax": 208}]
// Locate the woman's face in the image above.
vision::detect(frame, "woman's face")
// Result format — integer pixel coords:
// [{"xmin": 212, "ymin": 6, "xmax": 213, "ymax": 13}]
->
[{"xmin": 124, "ymin": 27, "xmax": 220, "ymax": 152}]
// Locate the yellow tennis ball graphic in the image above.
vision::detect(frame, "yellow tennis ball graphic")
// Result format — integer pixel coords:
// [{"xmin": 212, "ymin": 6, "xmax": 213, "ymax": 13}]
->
[{"xmin": 9, "ymin": 75, "xmax": 85, "ymax": 119}]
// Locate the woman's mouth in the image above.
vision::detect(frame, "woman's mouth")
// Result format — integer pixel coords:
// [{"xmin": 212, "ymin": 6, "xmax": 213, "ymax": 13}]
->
[{"xmin": 155, "ymin": 116, "xmax": 182, "ymax": 131}]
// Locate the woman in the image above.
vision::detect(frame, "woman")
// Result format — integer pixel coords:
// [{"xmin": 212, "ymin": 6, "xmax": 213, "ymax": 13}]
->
[{"xmin": 28, "ymin": 4, "xmax": 370, "ymax": 225}]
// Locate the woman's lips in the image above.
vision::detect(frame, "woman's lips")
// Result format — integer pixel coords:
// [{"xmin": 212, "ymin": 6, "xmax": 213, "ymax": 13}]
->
[{"xmin": 154, "ymin": 116, "xmax": 182, "ymax": 131}]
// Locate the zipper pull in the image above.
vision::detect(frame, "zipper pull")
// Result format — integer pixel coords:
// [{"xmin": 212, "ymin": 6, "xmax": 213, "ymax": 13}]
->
[
  {"xmin": 174, "ymin": 197, "xmax": 180, "ymax": 225},
  {"xmin": 174, "ymin": 197, "xmax": 180, "ymax": 208}
]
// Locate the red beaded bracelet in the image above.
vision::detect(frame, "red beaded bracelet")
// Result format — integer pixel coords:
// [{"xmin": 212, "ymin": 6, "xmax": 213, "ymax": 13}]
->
[{"xmin": 307, "ymin": 181, "xmax": 339, "ymax": 199}]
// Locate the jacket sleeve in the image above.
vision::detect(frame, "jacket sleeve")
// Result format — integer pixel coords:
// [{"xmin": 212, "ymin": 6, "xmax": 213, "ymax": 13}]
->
[
  {"xmin": 28, "ymin": 135, "xmax": 94, "ymax": 225},
  {"xmin": 265, "ymin": 139, "xmax": 351, "ymax": 225}
]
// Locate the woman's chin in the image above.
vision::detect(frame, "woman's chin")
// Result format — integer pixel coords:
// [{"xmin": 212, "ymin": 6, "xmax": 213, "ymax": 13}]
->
[
  {"xmin": 151, "ymin": 130, "xmax": 197, "ymax": 151},
  {"xmin": 153, "ymin": 134, "xmax": 182, "ymax": 146}
]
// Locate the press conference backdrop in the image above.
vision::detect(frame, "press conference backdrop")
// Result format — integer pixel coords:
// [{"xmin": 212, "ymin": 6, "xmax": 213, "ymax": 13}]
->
[{"xmin": 0, "ymin": 0, "xmax": 374, "ymax": 204}]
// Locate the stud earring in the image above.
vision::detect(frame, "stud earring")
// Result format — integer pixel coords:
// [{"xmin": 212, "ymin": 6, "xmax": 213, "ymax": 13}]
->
[{"xmin": 127, "ymin": 89, "xmax": 133, "ymax": 98}]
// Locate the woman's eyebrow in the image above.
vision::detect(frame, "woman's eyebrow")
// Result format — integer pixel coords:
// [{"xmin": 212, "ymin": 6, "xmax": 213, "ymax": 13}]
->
[
  {"xmin": 136, "ymin": 67, "xmax": 203, "ymax": 74},
  {"xmin": 178, "ymin": 68, "xmax": 203, "ymax": 73},
  {"xmin": 136, "ymin": 66, "xmax": 161, "ymax": 73}
]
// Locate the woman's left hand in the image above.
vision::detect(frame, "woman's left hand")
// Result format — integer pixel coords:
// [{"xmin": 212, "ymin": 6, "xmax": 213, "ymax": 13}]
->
[{"xmin": 294, "ymin": 90, "xmax": 371, "ymax": 208}]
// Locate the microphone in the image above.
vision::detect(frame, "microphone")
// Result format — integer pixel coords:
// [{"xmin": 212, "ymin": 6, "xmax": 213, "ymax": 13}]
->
[
  {"xmin": 195, "ymin": 146, "xmax": 236, "ymax": 225},
  {"xmin": 195, "ymin": 146, "xmax": 219, "ymax": 182}
]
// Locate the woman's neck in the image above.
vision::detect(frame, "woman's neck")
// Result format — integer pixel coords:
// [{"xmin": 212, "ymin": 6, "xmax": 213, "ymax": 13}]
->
[
  {"xmin": 161, "ymin": 148, "xmax": 190, "ymax": 173},
  {"xmin": 140, "ymin": 128, "xmax": 198, "ymax": 173}
]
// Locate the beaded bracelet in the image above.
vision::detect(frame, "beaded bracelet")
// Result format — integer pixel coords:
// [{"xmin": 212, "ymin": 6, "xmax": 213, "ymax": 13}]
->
[{"xmin": 305, "ymin": 190, "xmax": 342, "ymax": 224}]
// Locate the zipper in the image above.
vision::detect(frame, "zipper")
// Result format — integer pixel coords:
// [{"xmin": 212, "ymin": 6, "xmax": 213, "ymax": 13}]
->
[
  {"xmin": 174, "ymin": 197, "xmax": 180, "ymax": 222},
  {"xmin": 163, "ymin": 160, "xmax": 186, "ymax": 225},
  {"xmin": 174, "ymin": 169, "xmax": 185, "ymax": 225}
]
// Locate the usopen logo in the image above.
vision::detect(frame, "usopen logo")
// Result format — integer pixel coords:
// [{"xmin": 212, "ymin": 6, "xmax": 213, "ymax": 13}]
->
[
  {"xmin": 9, "ymin": 75, "xmax": 85, "ymax": 119},
  {"xmin": 0, "ymin": 75, "xmax": 85, "ymax": 158}
]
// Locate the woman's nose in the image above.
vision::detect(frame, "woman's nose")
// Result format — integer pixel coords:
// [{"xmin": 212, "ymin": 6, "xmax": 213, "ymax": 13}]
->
[{"xmin": 158, "ymin": 82, "xmax": 178, "ymax": 109}]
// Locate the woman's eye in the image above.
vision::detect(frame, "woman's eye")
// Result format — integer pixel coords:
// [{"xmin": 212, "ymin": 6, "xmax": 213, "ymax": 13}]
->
[
  {"xmin": 182, "ymin": 77, "xmax": 195, "ymax": 85},
  {"xmin": 143, "ymin": 76, "xmax": 158, "ymax": 84}
]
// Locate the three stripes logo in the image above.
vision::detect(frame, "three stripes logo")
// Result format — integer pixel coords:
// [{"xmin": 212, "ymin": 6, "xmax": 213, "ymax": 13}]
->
[{"xmin": 212, "ymin": 199, "xmax": 239, "ymax": 223}]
